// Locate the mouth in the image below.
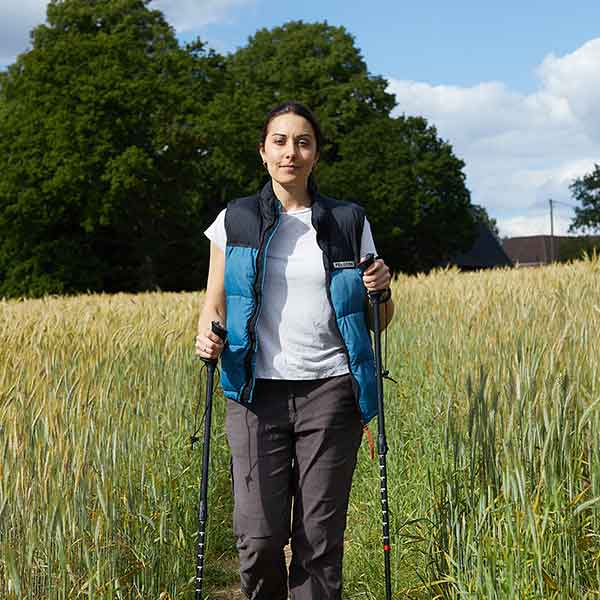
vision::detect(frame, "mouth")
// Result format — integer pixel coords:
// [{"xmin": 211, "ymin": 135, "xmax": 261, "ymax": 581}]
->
[{"xmin": 280, "ymin": 164, "xmax": 298, "ymax": 169}]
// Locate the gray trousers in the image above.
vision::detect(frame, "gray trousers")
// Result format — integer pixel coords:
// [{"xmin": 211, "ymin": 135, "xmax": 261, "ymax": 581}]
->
[{"xmin": 225, "ymin": 374, "xmax": 363, "ymax": 600}]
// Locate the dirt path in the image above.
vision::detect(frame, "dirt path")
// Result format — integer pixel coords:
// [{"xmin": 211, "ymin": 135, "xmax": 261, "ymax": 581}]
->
[{"xmin": 212, "ymin": 544, "xmax": 292, "ymax": 599}]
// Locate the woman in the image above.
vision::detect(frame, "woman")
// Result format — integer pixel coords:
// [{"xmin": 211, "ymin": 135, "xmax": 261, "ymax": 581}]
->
[{"xmin": 196, "ymin": 101, "xmax": 394, "ymax": 599}]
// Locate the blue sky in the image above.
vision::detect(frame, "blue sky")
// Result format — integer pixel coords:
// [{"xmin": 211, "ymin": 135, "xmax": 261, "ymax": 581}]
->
[
  {"xmin": 188, "ymin": 1, "xmax": 600, "ymax": 94},
  {"xmin": 3, "ymin": 0, "xmax": 600, "ymax": 237}
]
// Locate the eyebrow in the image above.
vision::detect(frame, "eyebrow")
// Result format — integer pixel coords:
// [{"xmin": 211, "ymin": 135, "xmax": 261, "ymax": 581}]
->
[{"xmin": 271, "ymin": 132, "xmax": 313, "ymax": 138}]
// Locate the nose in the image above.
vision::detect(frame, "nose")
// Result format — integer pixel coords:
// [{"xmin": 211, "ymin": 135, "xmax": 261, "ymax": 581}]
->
[{"xmin": 284, "ymin": 140, "xmax": 296, "ymax": 159}]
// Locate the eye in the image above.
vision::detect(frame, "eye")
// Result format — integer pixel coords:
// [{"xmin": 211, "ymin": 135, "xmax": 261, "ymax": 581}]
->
[
  {"xmin": 272, "ymin": 137, "xmax": 285, "ymax": 145},
  {"xmin": 298, "ymin": 138, "xmax": 311, "ymax": 147}
]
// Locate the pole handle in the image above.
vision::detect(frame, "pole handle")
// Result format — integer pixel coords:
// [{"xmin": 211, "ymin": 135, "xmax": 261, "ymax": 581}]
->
[
  {"xmin": 359, "ymin": 253, "xmax": 390, "ymax": 305},
  {"xmin": 358, "ymin": 253, "xmax": 375, "ymax": 274},
  {"xmin": 210, "ymin": 320, "xmax": 227, "ymax": 342},
  {"xmin": 200, "ymin": 320, "xmax": 228, "ymax": 366},
  {"xmin": 358, "ymin": 254, "xmax": 379, "ymax": 304}
]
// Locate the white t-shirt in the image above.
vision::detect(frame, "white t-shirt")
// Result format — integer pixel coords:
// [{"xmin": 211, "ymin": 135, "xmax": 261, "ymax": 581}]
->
[{"xmin": 205, "ymin": 206, "xmax": 377, "ymax": 380}]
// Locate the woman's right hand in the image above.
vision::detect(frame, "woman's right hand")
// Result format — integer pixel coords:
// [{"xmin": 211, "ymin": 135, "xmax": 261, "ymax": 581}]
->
[{"xmin": 195, "ymin": 326, "xmax": 226, "ymax": 361}]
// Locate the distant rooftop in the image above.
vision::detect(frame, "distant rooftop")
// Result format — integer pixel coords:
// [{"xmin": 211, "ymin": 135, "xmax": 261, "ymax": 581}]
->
[
  {"xmin": 502, "ymin": 235, "xmax": 600, "ymax": 266},
  {"xmin": 502, "ymin": 235, "xmax": 559, "ymax": 266},
  {"xmin": 450, "ymin": 222, "xmax": 513, "ymax": 270}
]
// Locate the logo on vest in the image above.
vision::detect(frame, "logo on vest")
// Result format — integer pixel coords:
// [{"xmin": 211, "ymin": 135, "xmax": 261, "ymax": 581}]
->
[{"xmin": 333, "ymin": 261, "xmax": 356, "ymax": 269}]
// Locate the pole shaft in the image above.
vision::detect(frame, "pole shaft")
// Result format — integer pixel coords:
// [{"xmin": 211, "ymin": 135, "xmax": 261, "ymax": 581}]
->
[
  {"xmin": 371, "ymin": 298, "xmax": 392, "ymax": 600},
  {"xmin": 196, "ymin": 363, "xmax": 215, "ymax": 600}
]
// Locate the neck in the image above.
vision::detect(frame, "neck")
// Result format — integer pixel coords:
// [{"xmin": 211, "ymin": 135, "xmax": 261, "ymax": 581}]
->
[{"xmin": 272, "ymin": 180, "xmax": 312, "ymax": 212}]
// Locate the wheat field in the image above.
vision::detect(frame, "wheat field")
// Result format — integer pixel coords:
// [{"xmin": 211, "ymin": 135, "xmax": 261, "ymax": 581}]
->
[{"xmin": 1, "ymin": 258, "xmax": 599, "ymax": 598}]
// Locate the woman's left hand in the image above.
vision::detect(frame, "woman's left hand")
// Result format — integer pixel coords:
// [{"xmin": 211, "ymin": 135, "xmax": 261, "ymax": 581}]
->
[{"xmin": 361, "ymin": 257, "xmax": 391, "ymax": 293}]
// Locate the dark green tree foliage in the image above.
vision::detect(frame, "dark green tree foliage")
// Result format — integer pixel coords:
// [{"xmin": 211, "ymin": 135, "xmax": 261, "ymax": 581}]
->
[
  {"xmin": 319, "ymin": 115, "xmax": 475, "ymax": 273},
  {"xmin": 0, "ymin": 0, "xmax": 223, "ymax": 296},
  {"xmin": 471, "ymin": 204, "xmax": 500, "ymax": 239},
  {"xmin": 569, "ymin": 164, "xmax": 600, "ymax": 234},
  {"xmin": 202, "ymin": 21, "xmax": 396, "ymax": 197},
  {"xmin": 558, "ymin": 236, "xmax": 600, "ymax": 262},
  {"xmin": 204, "ymin": 21, "xmax": 473, "ymax": 274},
  {"xmin": 0, "ymin": 14, "xmax": 476, "ymax": 296}
]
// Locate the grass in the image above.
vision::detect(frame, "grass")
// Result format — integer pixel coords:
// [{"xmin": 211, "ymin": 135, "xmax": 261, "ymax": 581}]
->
[{"xmin": 1, "ymin": 257, "xmax": 599, "ymax": 598}]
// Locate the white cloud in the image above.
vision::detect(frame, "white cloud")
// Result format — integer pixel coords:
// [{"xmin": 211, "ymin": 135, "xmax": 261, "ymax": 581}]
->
[
  {"xmin": 0, "ymin": 0, "xmax": 47, "ymax": 66},
  {"xmin": 388, "ymin": 38, "xmax": 600, "ymax": 238},
  {"xmin": 150, "ymin": 0, "xmax": 255, "ymax": 32},
  {"xmin": 537, "ymin": 39, "xmax": 600, "ymax": 139},
  {"xmin": 500, "ymin": 213, "xmax": 572, "ymax": 238}
]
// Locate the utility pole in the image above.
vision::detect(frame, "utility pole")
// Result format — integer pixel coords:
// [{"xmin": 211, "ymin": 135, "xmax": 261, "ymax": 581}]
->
[
  {"xmin": 548, "ymin": 198, "xmax": 578, "ymax": 263},
  {"xmin": 549, "ymin": 198, "xmax": 555, "ymax": 263}
]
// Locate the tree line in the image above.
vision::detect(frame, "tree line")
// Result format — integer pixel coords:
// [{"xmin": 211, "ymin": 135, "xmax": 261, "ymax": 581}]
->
[
  {"xmin": 0, "ymin": 0, "xmax": 495, "ymax": 298},
  {"xmin": 570, "ymin": 164, "xmax": 600, "ymax": 235}
]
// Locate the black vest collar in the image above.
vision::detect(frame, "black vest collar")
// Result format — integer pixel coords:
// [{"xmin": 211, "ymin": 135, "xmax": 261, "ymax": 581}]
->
[{"xmin": 258, "ymin": 180, "xmax": 328, "ymax": 228}]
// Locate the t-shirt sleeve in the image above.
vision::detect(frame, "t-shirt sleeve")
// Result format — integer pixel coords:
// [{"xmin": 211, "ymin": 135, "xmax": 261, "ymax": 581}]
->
[
  {"xmin": 204, "ymin": 208, "xmax": 227, "ymax": 252},
  {"xmin": 360, "ymin": 217, "xmax": 378, "ymax": 258}
]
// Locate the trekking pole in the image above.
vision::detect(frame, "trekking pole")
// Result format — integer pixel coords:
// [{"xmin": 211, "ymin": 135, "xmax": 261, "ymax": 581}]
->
[
  {"xmin": 359, "ymin": 254, "xmax": 393, "ymax": 600},
  {"xmin": 193, "ymin": 320, "xmax": 227, "ymax": 600}
]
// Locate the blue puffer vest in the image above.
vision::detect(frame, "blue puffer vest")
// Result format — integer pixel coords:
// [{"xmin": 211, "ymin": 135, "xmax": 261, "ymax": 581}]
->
[{"xmin": 220, "ymin": 181, "xmax": 377, "ymax": 424}]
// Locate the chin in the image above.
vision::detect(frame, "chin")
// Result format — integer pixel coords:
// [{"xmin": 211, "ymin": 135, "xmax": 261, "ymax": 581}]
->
[{"xmin": 275, "ymin": 177, "xmax": 303, "ymax": 187}]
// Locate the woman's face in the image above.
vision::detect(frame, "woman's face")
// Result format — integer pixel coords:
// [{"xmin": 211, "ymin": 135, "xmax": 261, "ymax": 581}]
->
[{"xmin": 259, "ymin": 113, "xmax": 319, "ymax": 191}]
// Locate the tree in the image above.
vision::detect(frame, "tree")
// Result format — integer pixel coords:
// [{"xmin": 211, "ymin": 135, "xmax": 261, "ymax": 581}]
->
[
  {"xmin": 202, "ymin": 21, "xmax": 475, "ymax": 273},
  {"xmin": 471, "ymin": 204, "xmax": 500, "ymax": 239},
  {"xmin": 318, "ymin": 115, "xmax": 476, "ymax": 273},
  {"xmin": 0, "ymin": 0, "xmax": 224, "ymax": 297},
  {"xmin": 569, "ymin": 164, "xmax": 600, "ymax": 234},
  {"xmin": 201, "ymin": 21, "xmax": 396, "ymax": 199},
  {"xmin": 0, "ymin": 13, "xmax": 480, "ymax": 295},
  {"xmin": 559, "ymin": 236, "xmax": 600, "ymax": 262}
]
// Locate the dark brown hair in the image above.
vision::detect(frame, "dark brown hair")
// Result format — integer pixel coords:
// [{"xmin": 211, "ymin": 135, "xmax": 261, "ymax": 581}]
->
[{"xmin": 260, "ymin": 101, "xmax": 323, "ymax": 193}]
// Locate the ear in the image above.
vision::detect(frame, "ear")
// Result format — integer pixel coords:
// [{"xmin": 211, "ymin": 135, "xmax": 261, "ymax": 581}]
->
[{"xmin": 259, "ymin": 145, "xmax": 266, "ymax": 164}]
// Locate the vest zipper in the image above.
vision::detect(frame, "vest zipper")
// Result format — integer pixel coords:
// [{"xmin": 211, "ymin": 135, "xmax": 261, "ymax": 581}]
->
[{"xmin": 240, "ymin": 206, "xmax": 281, "ymax": 403}]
